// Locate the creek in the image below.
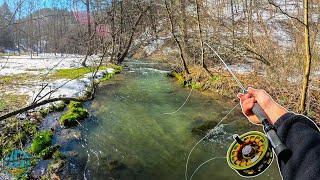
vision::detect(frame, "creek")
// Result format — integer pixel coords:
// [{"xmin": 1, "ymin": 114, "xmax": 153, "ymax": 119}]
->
[{"xmin": 61, "ymin": 61, "xmax": 281, "ymax": 180}]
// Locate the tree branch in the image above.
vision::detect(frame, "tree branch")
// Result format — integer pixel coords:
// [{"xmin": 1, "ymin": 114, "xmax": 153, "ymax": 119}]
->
[
  {"xmin": 0, "ymin": 97, "xmax": 84, "ymax": 121},
  {"xmin": 268, "ymin": 0, "xmax": 306, "ymax": 26}
]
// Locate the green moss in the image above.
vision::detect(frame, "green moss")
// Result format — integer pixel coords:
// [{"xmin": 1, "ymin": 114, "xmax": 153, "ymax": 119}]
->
[
  {"xmin": 186, "ymin": 81, "xmax": 202, "ymax": 89},
  {"xmin": 52, "ymin": 150, "xmax": 66, "ymax": 160},
  {"xmin": 68, "ymin": 101, "xmax": 82, "ymax": 109},
  {"xmin": 39, "ymin": 145, "xmax": 60, "ymax": 159},
  {"xmin": 22, "ymin": 121, "xmax": 38, "ymax": 135},
  {"xmin": 100, "ymin": 65, "xmax": 123, "ymax": 82},
  {"xmin": 108, "ymin": 64, "xmax": 123, "ymax": 74},
  {"xmin": 30, "ymin": 131, "xmax": 53, "ymax": 154},
  {"xmin": 101, "ymin": 72, "xmax": 115, "ymax": 81},
  {"xmin": 50, "ymin": 66, "xmax": 107, "ymax": 79},
  {"xmin": 60, "ymin": 101, "xmax": 88, "ymax": 128},
  {"xmin": 172, "ymin": 72, "xmax": 185, "ymax": 86},
  {"xmin": 210, "ymin": 75, "xmax": 222, "ymax": 83}
]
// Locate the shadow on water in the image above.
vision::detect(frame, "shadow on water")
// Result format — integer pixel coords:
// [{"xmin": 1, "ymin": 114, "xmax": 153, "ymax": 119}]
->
[{"xmin": 63, "ymin": 61, "xmax": 282, "ymax": 180}]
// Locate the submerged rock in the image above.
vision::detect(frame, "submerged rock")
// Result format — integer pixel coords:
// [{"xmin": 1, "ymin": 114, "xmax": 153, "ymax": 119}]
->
[
  {"xmin": 31, "ymin": 160, "xmax": 52, "ymax": 179},
  {"xmin": 55, "ymin": 129, "xmax": 81, "ymax": 145},
  {"xmin": 63, "ymin": 151, "xmax": 78, "ymax": 157},
  {"xmin": 0, "ymin": 173, "xmax": 11, "ymax": 180},
  {"xmin": 58, "ymin": 157, "xmax": 85, "ymax": 179},
  {"xmin": 107, "ymin": 160, "xmax": 126, "ymax": 171},
  {"xmin": 191, "ymin": 120, "xmax": 218, "ymax": 136}
]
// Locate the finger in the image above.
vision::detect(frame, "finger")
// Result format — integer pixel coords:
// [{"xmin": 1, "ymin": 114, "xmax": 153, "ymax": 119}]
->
[
  {"xmin": 241, "ymin": 96, "xmax": 255, "ymax": 106},
  {"xmin": 242, "ymin": 97, "xmax": 256, "ymax": 109},
  {"xmin": 237, "ymin": 93, "xmax": 244, "ymax": 99},
  {"xmin": 239, "ymin": 93, "xmax": 251, "ymax": 102},
  {"xmin": 242, "ymin": 97, "xmax": 256, "ymax": 115}
]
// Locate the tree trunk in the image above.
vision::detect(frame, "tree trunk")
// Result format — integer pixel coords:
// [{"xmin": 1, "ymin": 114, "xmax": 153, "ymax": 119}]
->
[
  {"xmin": 180, "ymin": 0, "xmax": 189, "ymax": 53},
  {"xmin": 195, "ymin": 0, "xmax": 211, "ymax": 76},
  {"xmin": 299, "ymin": 0, "xmax": 312, "ymax": 114},
  {"xmin": 164, "ymin": 0, "xmax": 189, "ymax": 74},
  {"xmin": 248, "ymin": 0, "xmax": 253, "ymax": 41},
  {"xmin": 82, "ymin": 0, "xmax": 92, "ymax": 67},
  {"xmin": 116, "ymin": 7, "xmax": 149, "ymax": 64},
  {"xmin": 231, "ymin": 0, "xmax": 235, "ymax": 47},
  {"xmin": 110, "ymin": 0, "xmax": 116, "ymax": 62}
]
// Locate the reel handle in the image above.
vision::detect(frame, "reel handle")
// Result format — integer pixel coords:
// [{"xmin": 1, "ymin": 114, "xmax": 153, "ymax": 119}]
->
[{"xmin": 252, "ymin": 103, "xmax": 290, "ymax": 158}]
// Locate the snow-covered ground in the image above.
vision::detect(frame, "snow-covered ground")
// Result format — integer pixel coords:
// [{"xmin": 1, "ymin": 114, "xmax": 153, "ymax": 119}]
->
[
  {"xmin": 0, "ymin": 53, "xmax": 100, "ymax": 76},
  {"xmin": 0, "ymin": 53, "xmax": 115, "ymax": 105}
]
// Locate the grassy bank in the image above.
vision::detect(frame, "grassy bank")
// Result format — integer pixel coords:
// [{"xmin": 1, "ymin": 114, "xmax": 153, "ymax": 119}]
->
[{"xmin": 170, "ymin": 66, "xmax": 320, "ymax": 125}]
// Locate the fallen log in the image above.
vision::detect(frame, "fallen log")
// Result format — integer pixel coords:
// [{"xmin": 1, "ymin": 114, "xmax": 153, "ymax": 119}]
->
[{"xmin": 0, "ymin": 97, "xmax": 84, "ymax": 121}]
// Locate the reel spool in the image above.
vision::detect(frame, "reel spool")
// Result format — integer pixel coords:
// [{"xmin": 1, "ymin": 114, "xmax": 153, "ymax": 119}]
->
[{"xmin": 226, "ymin": 131, "xmax": 273, "ymax": 177}]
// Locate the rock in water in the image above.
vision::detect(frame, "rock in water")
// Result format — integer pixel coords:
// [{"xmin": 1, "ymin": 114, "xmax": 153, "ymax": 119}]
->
[
  {"xmin": 56, "ymin": 129, "xmax": 81, "ymax": 145},
  {"xmin": 107, "ymin": 160, "xmax": 126, "ymax": 171},
  {"xmin": 31, "ymin": 160, "xmax": 51, "ymax": 179}
]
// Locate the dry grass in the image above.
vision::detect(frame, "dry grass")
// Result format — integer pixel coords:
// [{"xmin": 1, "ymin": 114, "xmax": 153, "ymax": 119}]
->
[{"xmin": 175, "ymin": 66, "xmax": 320, "ymax": 123}]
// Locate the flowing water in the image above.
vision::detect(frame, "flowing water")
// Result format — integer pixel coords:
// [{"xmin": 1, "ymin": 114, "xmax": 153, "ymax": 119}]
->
[{"xmin": 63, "ymin": 61, "xmax": 282, "ymax": 180}]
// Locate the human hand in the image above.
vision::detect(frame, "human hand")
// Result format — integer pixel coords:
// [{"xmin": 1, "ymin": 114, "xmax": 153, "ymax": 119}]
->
[{"xmin": 237, "ymin": 87, "xmax": 288, "ymax": 125}]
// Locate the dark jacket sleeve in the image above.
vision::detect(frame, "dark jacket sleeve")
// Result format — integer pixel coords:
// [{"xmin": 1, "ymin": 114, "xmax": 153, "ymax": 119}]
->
[{"xmin": 274, "ymin": 112, "xmax": 320, "ymax": 180}]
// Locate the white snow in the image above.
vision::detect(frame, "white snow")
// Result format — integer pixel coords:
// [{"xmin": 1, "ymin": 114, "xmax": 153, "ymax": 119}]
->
[
  {"xmin": 0, "ymin": 53, "xmax": 101, "ymax": 76},
  {"xmin": 227, "ymin": 64, "xmax": 254, "ymax": 74},
  {"xmin": 0, "ymin": 53, "xmax": 116, "ymax": 105}
]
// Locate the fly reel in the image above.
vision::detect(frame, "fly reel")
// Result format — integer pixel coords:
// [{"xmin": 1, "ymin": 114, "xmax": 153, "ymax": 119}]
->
[{"xmin": 226, "ymin": 131, "xmax": 273, "ymax": 177}]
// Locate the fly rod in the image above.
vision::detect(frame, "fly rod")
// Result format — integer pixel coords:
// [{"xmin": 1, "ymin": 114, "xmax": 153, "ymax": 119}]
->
[{"xmin": 204, "ymin": 42, "xmax": 290, "ymax": 176}]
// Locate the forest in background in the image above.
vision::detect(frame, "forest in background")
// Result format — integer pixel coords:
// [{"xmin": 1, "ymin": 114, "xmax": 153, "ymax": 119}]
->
[{"xmin": 0, "ymin": 0, "xmax": 320, "ymax": 118}]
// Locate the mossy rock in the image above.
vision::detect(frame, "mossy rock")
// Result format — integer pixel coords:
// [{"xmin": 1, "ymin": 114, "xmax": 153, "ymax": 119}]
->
[
  {"xmin": 39, "ymin": 108, "xmax": 50, "ymax": 117},
  {"xmin": 47, "ymin": 159, "xmax": 65, "ymax": 174},
  {"xmin": 52, "ymin": 150, "xmax": 66, "ymax": 160},
  {"xmin": 68, "ymin": 101, "xmax": 82, "ymax": 109},
  {"xmin": 53, "ymin": 102, "xmax": 66, "ymax": 111},
  {"xmin": 107, "ymin": 160, "xmax": 126, "ymax": 171},
  {"xmin": 22, "ymin": 121, "xmax": 38, "ymax": 135},
  {"xmin": 101, "ymin": 72, "xmax": 115, "ymax": 82},
  {"xmin": 59, "ymin": 101, "xmax": 88, "ymax": 128},
  {"xmin": 39, "ymin": 145, "xmax": 60, "ymax": 160},
  {"xmin": 191, "ymin": 121, "xmax": 218, "ymax": 135},
  {"xmin": 30, "ymin": 131, "xmax": 53, "ymax": 154}
]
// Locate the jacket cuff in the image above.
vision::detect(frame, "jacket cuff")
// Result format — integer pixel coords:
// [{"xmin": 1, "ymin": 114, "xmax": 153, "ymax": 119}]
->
[{"xmin": 274, "ymin": 112, "xmax": 296, "ymax": 129}]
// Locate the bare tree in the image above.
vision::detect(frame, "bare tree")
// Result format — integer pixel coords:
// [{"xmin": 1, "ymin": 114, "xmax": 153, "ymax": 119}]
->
[
  {"xmin": 164, "ymin": 0, "xmax": 189, "ymax": 74},
  {"xmin": 299, "ymin": 0, "xmax": 312, "ymax": 114}
]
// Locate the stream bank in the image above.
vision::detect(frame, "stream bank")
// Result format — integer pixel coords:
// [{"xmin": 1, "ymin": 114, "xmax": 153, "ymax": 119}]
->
[
  {"xmin": 57, "ymin": 60, "xmax": 281, "ymax": 180},
  {"xmin": 169, "ymin": 66, "xmax": 320, "ymax": 124},
  {"xmin": 0, "ymin": 63, "xmax": 122, "ymax": 179}
]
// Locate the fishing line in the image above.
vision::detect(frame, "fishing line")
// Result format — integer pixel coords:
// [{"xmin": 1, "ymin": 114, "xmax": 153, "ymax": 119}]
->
[
  {"xmin": 164, "ymin": 87, "xmax": 193, "ymax": 115},
  {"xmin": 203, "ymin": 42, "xmax": 247, "ymax": 93},
  {"xmin": 185, "ymin": 103, "xmax": 239, "ymax": 180},
  {"xmin": 189, "ymin": 157, "xmax": 226, "ymax": 180}
]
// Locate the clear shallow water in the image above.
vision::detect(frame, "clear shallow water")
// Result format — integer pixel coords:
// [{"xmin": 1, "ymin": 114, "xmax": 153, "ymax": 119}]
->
[{"xmin": 67, "ymin": 61, "xmax": 281, "ymax": 180}]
